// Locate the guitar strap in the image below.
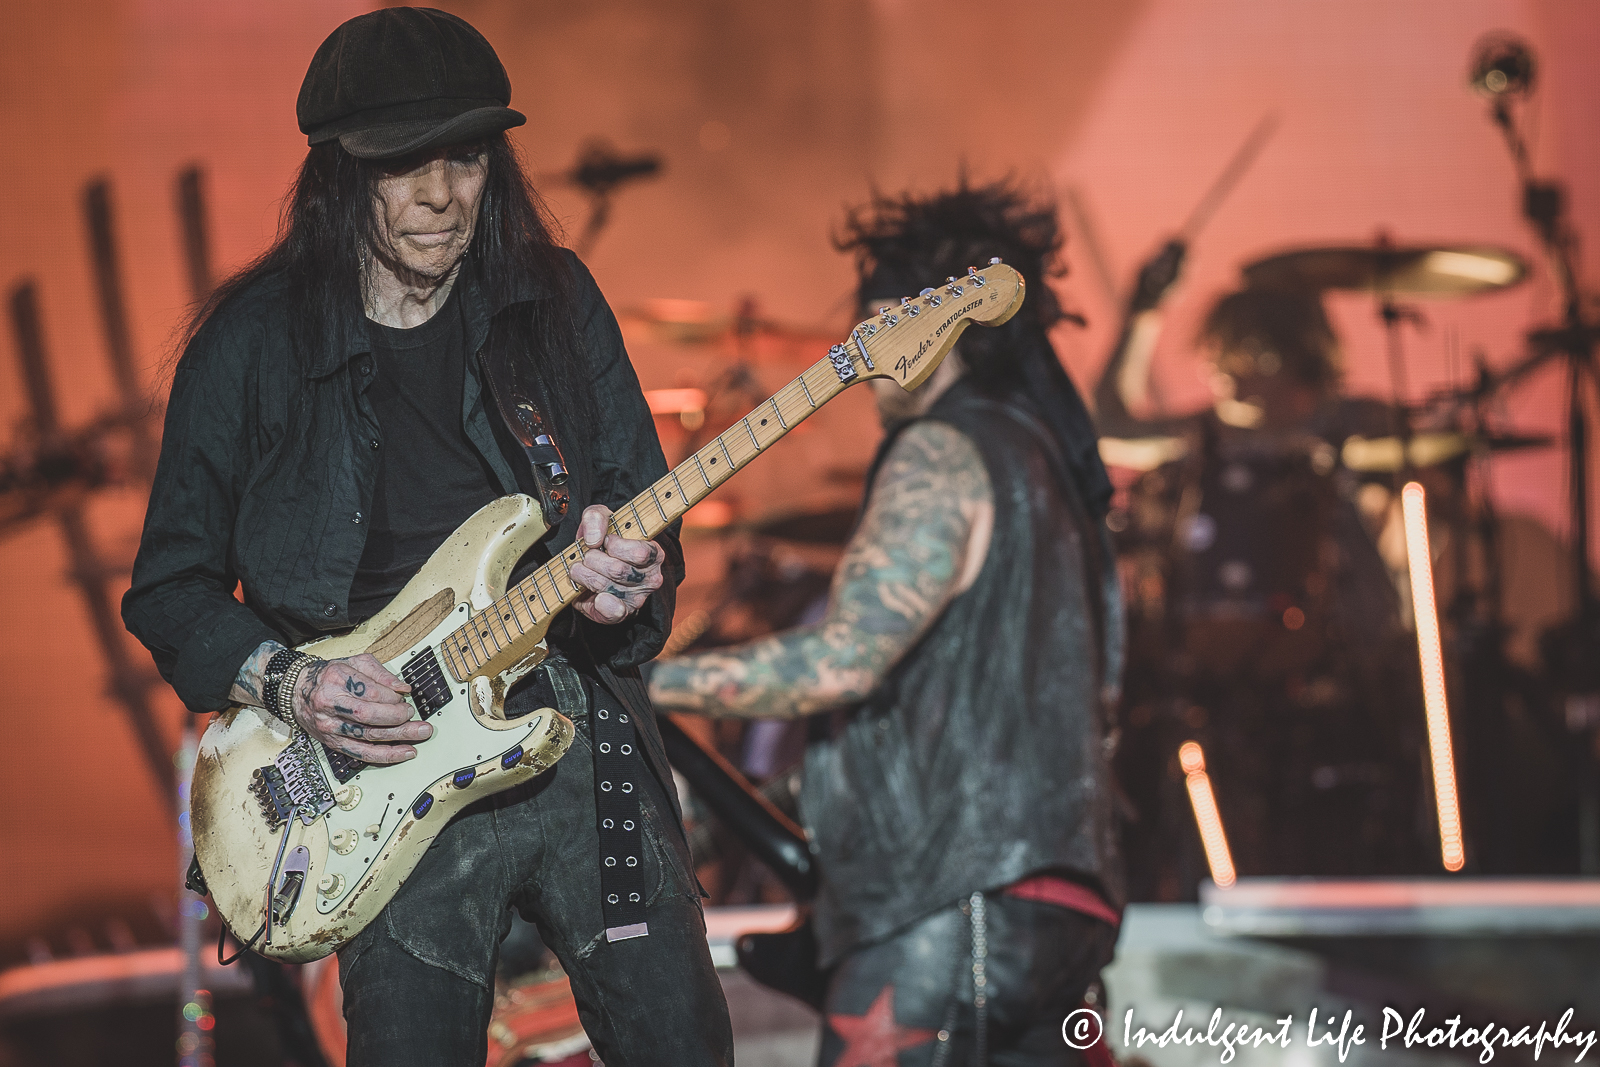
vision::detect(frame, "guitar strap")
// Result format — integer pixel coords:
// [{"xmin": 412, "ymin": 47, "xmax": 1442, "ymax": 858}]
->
[
  {"xmin": 482, "ymin": 342, "xmax": 654, "ymax": 941},
  {"xmin": 477, "ymin": 346, "xmax": 570, "ymax": 527}
]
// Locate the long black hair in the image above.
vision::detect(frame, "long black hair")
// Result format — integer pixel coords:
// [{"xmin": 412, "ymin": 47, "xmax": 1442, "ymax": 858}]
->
[
  {"xmin": 835, "ymin": 177, "xmax": 1113, "ymax": 517},
  {"xmin": 181, "ymin": 133, "xmax": 593, "ymax": 431}
]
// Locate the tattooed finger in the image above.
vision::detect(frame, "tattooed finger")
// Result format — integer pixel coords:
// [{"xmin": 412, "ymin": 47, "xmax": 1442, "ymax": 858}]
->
[
  {"xmin": 345, "ymin": 675, "xmax": 366, "ymax": 697},
  {"xmin": 338, "ymin": 721, "xmax": 366, "ymax": 738}
]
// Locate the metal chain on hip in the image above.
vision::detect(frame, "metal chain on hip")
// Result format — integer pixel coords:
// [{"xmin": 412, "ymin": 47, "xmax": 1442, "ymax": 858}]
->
[{"xmin": 929, "ymin": 891, "xmax": 990, "ymax": 1067}]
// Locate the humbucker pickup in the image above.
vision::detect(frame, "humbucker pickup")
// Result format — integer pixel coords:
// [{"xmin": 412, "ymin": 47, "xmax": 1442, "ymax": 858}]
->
[
  {"xmin": 311, "ymin": 648, "xmax": 450, "ymax": 786},
  {"xmin": 402, "ymin": 646, "xmax": 451, "ymax": 720}
]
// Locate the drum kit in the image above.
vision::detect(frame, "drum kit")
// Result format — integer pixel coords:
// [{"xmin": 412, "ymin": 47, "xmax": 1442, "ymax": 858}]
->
[
  {"xmin": 1113, "ymin": 30, "xmax": 1600, "ymax": 891},
  {"xmin": 1105, "ymin": 214, "xmax": 1600, "ymax": 894}
]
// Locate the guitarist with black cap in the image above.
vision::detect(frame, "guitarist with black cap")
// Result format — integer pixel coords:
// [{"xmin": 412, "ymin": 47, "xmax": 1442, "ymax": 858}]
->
[{"xmin": 122, "ymin": 9, "xmax": 731, "ymax": 1065}]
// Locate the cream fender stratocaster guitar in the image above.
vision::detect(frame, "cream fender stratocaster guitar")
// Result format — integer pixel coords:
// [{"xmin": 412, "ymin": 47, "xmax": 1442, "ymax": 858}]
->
[{"xmin": 191, "ymin": 262, "xmax": 1024, "ymax": 962}]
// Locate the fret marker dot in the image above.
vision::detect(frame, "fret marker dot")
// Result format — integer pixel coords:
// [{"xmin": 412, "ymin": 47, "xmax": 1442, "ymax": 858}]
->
[
  {"xmin": 665, "ymin": 491, "xmax": 672, "ymax": 498},
  {"xmin": 626, "ymin": 522, "xmax": 633, "ymax": 528},
  {"xmin": 761, "ymin": 419, "xmax": 768, "ymax": 425},
  {"xmin": 710, "ymin": 458, "xmax": 717, "ymax": 464}
]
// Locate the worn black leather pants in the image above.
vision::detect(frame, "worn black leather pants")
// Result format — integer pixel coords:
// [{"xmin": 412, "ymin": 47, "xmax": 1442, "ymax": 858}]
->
[
  {"xmin": 337, "ymin": 662, "xmax": 732, "ymax": 1067},
  {"xmin": 818, "ymin": 895, "xmax": 1117, "ymax": 1067}
]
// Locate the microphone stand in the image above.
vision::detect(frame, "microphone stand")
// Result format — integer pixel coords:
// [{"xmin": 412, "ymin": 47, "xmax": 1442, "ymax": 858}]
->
[{"xmin": 1485, "ymin": 89, "xmax": 1600, "ymax": 871}]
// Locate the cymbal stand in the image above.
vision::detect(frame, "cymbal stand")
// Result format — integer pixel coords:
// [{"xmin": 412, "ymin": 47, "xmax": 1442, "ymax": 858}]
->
[{"xmin": 1485, "ymin": 88, "xmax": 1600, "ymax": 871}]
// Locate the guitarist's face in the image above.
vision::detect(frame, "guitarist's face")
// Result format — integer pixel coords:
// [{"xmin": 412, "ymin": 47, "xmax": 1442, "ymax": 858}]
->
[{"xmin": 369, "ymin": 143, "xmax": 490, "ymax": 284}]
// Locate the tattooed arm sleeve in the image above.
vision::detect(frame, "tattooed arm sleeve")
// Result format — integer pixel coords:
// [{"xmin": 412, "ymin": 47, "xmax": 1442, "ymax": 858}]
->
[
  {"xmin": 649, "ymin": 420, "xmax": 993, "ymax": 718},
  {"xmin": 229, "ymin": 639, "xmax": 287, "ymax": 707}
]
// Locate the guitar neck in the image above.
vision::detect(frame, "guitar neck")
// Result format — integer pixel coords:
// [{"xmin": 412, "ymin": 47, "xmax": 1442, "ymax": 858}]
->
[{"xmin": 440, "ymin": 354, "xmax": 855, "ymax": 681}]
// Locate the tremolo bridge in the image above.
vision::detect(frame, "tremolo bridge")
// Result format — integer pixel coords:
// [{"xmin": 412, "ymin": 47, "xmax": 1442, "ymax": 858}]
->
[
  {"xmin": 250, "ymin": 731, "xmax": 336, "ymax": 829},
  {"xmin": 250, "ymin": 644, "xmax": 452, "ymax": 827}
]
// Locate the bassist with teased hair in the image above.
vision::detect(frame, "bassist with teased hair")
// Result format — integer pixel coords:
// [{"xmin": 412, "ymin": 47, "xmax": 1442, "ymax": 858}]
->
[{"xmin": 651, "ymin": 179, "xmax": 1124, "ymax": 1067}]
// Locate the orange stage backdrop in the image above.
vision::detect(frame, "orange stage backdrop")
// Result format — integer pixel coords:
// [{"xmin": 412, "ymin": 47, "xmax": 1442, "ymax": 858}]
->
[{"xmin": 1, "ymin": 0, "xmax": 1596, "ymax": 956}]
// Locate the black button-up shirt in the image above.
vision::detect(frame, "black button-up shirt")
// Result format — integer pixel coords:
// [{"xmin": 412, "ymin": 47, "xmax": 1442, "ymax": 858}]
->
[{"xmin": 122, "ymin": 250, "xmax": 681, "ymax": 716}]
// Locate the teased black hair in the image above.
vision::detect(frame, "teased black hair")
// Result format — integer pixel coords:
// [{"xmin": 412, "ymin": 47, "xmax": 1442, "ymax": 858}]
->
[
  {"xmin": 836, "ymin": 176, "xmax": 1073, "ymax": 391},
  {"xmin": 835, "ymin": 177, "xmax": 1112, "ymax": 517}
]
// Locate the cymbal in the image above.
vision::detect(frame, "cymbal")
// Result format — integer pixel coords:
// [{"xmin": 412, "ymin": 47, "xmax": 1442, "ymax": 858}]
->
[
  {"xmin": 1243, "ymin": 245, "xmax": 1527, "ymax": 297},
  {"xmin": 1340, "ymin": 430, "xmax": 1552, "ymax": 472},
  {"xmin": 617, "ymin": 298, "xmax": 838, "ymax": 350}
]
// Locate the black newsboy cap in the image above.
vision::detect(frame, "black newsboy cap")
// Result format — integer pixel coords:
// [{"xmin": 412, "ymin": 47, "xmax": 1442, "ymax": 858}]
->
[{"xmin": 297, "ymin": 8, "xmax": 526, "ymax": 160}]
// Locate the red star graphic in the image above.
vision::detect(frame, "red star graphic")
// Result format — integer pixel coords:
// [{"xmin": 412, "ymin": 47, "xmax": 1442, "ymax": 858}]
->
[{"xmin": 828, "ymin": 985, "xmax": 938, "ymax": 1067}]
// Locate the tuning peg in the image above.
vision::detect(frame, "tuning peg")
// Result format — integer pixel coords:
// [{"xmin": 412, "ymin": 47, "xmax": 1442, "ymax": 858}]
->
[
  {"xmin": 988, "ymin": 256, "xmax": 1002, "ymax": 265},
  {"xmin": 967, "ymin": 265, "xmax": 987, "ymax": 287},
  {"xmin": 901, "ymin": 296, "xmax": 920, "ymax": 317},
  {"xmin": 945, "ymin": 276, "xmax": 965, "ymax": 296},
  {"xmin": 920, "ymin": 286, "xmax": 942, "ymax": 307}
]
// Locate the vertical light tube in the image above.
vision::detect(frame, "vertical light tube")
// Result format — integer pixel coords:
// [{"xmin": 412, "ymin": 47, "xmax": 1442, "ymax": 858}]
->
[
  {"xmin": 1179, "ymin": 741, "xmax": 1237, "ymax": 888},
  {"xmin": 1401, "ymin": 481, "xmax": 1466, "ymax": 872}
]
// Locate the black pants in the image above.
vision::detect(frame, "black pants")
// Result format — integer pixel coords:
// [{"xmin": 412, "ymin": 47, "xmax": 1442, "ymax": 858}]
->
[
  {"xmin": 818, "ymin": 895, "xmax": 1117, "ymax": 1067},
  {"xmin": 337, "ymin": 662, "xmax": 733, "ymax": 1066}
]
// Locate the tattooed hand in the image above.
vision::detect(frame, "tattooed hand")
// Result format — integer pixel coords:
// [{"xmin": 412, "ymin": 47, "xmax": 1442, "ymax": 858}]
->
[
  {"xmin": 570, "ymin": 503, "xmax": 665, "ymax": 625},
  {"xmin": 291, "ymin": 652, "xmax": 428, "ymax": 765}
]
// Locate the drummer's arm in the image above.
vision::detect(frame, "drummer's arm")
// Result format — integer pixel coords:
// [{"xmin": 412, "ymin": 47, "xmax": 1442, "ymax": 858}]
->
[
  {"xmin": 1093, "ymin": 239, "xmax": 1187, "ymax": 438},
  {"xmin": 648, "ymin": 421, "xmax": 991, "ymax": 719}
]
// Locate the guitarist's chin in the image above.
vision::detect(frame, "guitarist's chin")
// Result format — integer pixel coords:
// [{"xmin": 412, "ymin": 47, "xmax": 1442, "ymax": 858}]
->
[{"xmin": 870, "ymin": 378, "xmax": 921, "ymax": 428}]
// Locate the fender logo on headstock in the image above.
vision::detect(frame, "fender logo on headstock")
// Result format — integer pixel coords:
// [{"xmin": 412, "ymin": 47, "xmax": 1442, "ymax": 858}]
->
[{"xmin": 898, "ymin": 297, "xmax": 986, "ymax": 380}]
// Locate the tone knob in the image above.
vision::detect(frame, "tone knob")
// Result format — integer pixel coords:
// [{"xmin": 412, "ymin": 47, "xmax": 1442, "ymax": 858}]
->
[
  {"xmin": 334, "ymin": 785, "xmax": 362, "ymax": 811},
  {"xmin": 330, "ymin": 829, "xmax": 358, "ymax": 855},
  {"xmin": 317, "ymin": 873, "xmax": 346, "ymax": 899}
]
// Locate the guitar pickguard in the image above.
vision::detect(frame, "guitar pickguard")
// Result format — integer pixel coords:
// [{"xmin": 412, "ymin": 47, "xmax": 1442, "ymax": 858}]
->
[{"xmin": 309, "ymin": 605, "xmax": 557, "ymax": 914}]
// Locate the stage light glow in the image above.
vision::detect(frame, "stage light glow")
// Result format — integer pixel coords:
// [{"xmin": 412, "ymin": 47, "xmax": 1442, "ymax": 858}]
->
[
  {"xmin": 1401, "ymin": 481, "xmax": 1466, "ymax": 872},
  {"xmin": 643, "ymin": 388, "xmax": 708, "ymax": 416},
  {"xmin": 1179, "ymin": 741, "xmax": 1237, "ymax": 888}
]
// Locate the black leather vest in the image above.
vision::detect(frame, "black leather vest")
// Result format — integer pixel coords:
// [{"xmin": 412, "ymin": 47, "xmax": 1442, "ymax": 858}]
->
[{"xmin": 800, "ymin": 383, "xmax": 1125, "ymax": 966}]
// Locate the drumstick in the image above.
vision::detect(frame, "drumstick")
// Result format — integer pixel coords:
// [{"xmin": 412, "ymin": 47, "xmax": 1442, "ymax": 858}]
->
[
  {"xmin": 1179, "ymin": 112, "xmax": 1280, "ymax": 242},
  {"xmin": 1064, "ymin": 185, "xmax": 1121, "ymax": 308}
]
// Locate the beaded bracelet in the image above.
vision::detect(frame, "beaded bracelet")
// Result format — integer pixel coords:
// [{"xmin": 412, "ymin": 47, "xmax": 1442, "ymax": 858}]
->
[{"xmin": 261, "ymin": 648, "xmax": 315, "ymax": 726}]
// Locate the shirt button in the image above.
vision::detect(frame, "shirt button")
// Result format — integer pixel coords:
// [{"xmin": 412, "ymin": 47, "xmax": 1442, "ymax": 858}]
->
[
  {"xmin": 370, "ymin": 439, "xmax": 380, "ymax": 451},
  {"xmin": 323, "ymin": 603, "xmax": 338, "ymax": 618},
  {"xmin": 359, "ymin": 360, "xmax": 372, "ymax": 375},
  {"xmin": 352, "ymin": 511, "xmax": 363, "ymax": 524}
]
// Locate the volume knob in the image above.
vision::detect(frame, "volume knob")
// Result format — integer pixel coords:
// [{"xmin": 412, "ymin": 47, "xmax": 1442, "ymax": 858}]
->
[{"xmin": 317, "ymin": 873, "xmax": 346, "ymax": 899}]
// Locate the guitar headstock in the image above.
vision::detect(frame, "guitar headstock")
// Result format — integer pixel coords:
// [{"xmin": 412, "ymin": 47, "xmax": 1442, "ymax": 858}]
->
[{"xmin": 828, "ymin": 260, "xmax": 1025, "ymax": 391}]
